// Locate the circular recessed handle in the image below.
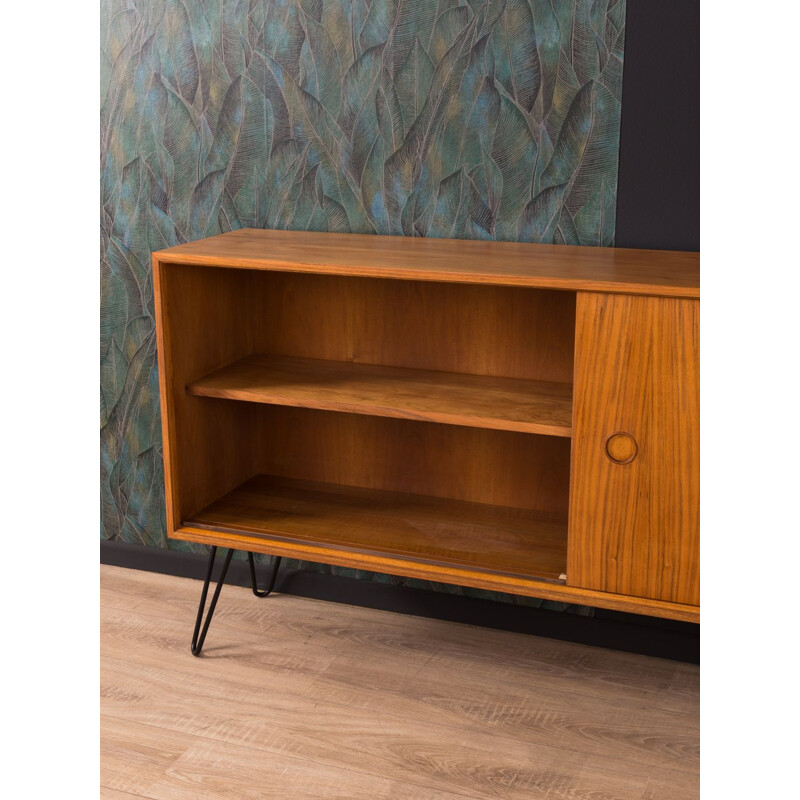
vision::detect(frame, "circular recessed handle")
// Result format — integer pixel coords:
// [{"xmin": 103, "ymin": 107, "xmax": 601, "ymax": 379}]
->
[{"xmin": 604, "ymin": 432, "xmax": 638, "ymax": 464}]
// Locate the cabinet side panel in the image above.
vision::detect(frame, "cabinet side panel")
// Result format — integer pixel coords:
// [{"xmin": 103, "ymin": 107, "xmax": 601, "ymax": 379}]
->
[
  {"xmin": 153, "ymin": 257, "xmax": 180, "ymax": 532},
  {"xmin": 567, "ymin": 292, "xmax": 699, "ymax": 605},
  {"xmin": 154, "ymin": 262, "xmax": 259, "ymax": 526}
]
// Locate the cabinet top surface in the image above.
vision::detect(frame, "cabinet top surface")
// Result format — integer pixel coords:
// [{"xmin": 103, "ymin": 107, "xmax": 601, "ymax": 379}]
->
[{"xmin": 154, "ymin": 229, "xmax": 700, "ymax": 298}]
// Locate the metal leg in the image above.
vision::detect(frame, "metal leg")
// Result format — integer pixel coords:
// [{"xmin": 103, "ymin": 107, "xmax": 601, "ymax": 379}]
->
[
  {"xmin": 191, "ymin": 546, "xmax": 234, "ymax": 657},
  {"xmin": 248, "ymin": 552, "xmax": 282, "ymax": 597}
]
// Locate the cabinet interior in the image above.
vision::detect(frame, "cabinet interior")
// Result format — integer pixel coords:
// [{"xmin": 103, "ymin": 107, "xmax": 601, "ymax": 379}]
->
[{"xmin": 161, "ymin": 264, "xmax": 576, "ymax": 581}]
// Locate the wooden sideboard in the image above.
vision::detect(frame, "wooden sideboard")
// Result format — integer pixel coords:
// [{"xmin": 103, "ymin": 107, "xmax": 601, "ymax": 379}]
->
[{"xmin": 153, "ymin": 229, "xmax": 699, "ymax": 629}]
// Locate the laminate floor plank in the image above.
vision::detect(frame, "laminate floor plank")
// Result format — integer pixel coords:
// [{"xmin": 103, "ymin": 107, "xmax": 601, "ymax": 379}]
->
[
  {"xmin": 102, "ymin": 647, "xmax": 627, "ymax": 799},
  {"xmin": 101, "ymin": 714, "xmax": 192, "ymax": 797},
  {"xmin": 101, "ymin": 567, "xmax": 695, "ymax": 712},
  {"xmin": 101, "ymin": 565, "xmax": 699, "ymax": 799},
  {"xmin": 641, "ymin": 772, "xmax": 703, "ymax": 800},
  {"xmin": 102, "ymin": 586, "xmax": 697, "ymax": 732},
  {"xmin": 302, "ymin": 671, "xmax": 699, "ymax": 772},
  {"xmin": 101, "ymin": 566, "xmax": 698, "ymax": 730},
  {"xmin": 100, "ymin": 789, "xmax": 152, "ymax": 800},
  {"xmin": 103, "ymin": 716, "xmax": 469, "ymax": 800},
  {"xmin": 102, "ymin": 620, "xmax": 697, "ymax": 782}
]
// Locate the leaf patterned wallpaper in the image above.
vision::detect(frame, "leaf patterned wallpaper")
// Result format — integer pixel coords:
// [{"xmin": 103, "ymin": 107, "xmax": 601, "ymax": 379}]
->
[{"xmin": 101, "ymin": 0, "xmax": 626, "ymax": 606}]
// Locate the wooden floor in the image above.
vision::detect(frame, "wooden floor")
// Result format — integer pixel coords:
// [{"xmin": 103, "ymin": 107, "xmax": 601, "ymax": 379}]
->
[{"xmin": 101, "ymin": 565, "xmax": 699, "ymax": 799}]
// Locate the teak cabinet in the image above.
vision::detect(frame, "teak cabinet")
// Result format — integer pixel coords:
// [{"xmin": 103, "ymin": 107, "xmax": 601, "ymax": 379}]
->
[{"xmin": 153, "ymin": 230, "xmax": 700, "ymax": 623}]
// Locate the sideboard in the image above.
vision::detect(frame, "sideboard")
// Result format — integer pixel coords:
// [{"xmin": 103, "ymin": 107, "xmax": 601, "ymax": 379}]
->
[{"xmin": 152, "ymin": 229, "xmax": 699, "ymax": 653}]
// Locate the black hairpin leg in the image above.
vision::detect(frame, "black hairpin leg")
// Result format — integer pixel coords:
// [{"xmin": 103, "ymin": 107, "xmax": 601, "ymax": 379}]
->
[
  {"xmin": 248, "ymin": 552, "xmax": 282, "ymax": 597},
  {"xmin": 191, "ymin": 546, "xmax": 234, "ymax": 657},
  {"xmin": 191, "ymin": 548, "xmax": 283, "ymax": 656}
]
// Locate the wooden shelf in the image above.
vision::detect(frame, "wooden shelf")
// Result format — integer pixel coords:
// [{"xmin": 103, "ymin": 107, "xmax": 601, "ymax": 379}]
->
[
  {"xmin": 187, "ymin": 354, "xmax": 573, "ymax": 437},
  {"xmin": 188, "ymin": 475, "xmax": 568, "ymax": 582}
]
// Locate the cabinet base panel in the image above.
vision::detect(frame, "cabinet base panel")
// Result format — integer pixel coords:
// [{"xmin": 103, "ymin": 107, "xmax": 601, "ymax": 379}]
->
[
  {"xmin": 169, "ymin": 526, "xmax": 700, "ymax": 623},
  {"xmin": 187, "ymin": 475, "xmax": 568, "ymax": 581}
]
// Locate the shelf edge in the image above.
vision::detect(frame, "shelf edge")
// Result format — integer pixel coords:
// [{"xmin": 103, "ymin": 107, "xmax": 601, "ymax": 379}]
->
[{"xmin": 186, "ymin": 383, "xmax": 573, "ymax": 437}]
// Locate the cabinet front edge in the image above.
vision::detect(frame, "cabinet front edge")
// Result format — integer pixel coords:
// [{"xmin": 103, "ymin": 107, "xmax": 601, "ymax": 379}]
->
[{"xmin": 169, "ymin": 527, "xmax": 700, "ymax": 623}]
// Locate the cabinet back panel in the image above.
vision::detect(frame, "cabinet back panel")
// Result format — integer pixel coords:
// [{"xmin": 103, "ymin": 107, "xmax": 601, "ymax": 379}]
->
[
  {"xmin": 255, "ymin": 406, "xmax": 571, "ymax": 515},
  {"xmin": 253, "ymin": 272, "xmax": 576, "ymax": 384}
]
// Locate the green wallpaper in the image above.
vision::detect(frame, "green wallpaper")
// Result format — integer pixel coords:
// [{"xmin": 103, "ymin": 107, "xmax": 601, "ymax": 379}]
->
[{"xmin": 101, "ymin": 0, "xmax": 626, "ymax": 608}]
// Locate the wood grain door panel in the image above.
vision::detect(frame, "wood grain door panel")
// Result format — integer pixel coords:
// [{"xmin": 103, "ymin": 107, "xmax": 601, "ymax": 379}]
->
[{"xmin": 567, "ymin": 292, "xmax": 699, "ymax": 605}]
